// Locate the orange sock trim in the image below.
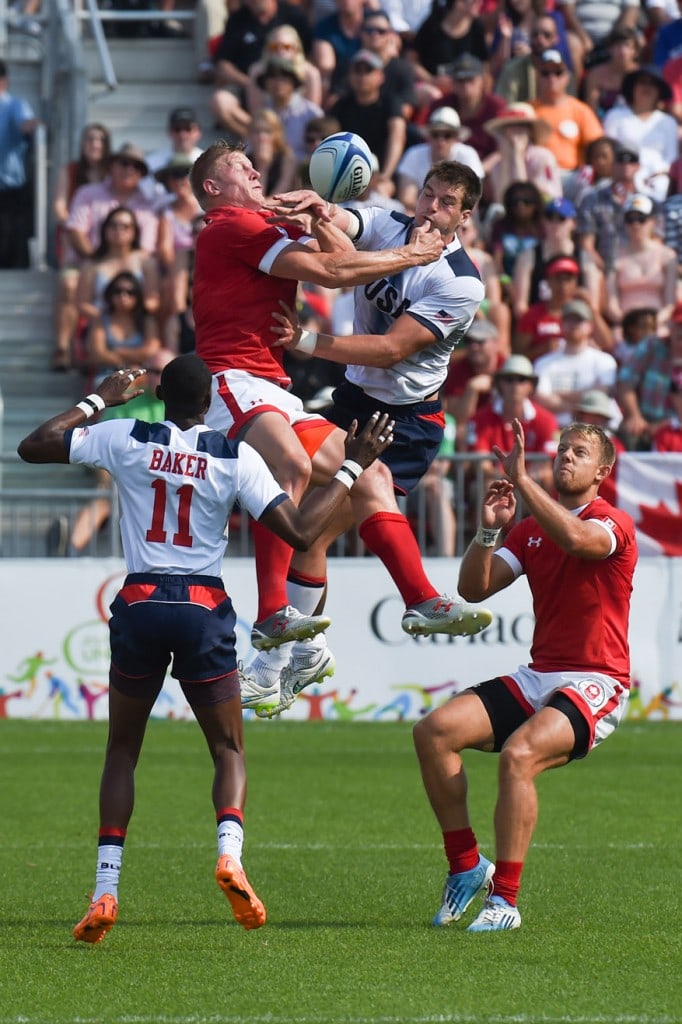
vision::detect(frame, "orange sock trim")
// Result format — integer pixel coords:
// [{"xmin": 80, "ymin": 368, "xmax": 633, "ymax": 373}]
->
[
  {"xmin": 492, "ymin": 860, "xmax": 523, "ymax": 906},
  {"xmin": 359, "ymin": 512, "xmax": 438, "ymax": 607}
]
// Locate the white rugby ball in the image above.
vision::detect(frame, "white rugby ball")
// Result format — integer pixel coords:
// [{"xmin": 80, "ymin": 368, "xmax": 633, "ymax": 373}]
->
[{"xmin": 309, "ymin": 132, "xmax": 373, "ymax": 203}]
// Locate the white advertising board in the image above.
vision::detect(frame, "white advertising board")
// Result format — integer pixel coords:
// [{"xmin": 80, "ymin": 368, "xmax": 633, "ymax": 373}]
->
[{"xmin": 0, "ymin": 558, "xmax": 680, "ymax": 721}]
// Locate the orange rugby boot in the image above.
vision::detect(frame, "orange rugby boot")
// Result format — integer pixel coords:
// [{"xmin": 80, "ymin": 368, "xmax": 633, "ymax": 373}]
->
[
  {"xmin": 215, "ymin": 855, "xmax": 266, "ymax": 930},
  {"xmin": 73, "ymin": 893, "xmax": 118, "ymax": 944}
]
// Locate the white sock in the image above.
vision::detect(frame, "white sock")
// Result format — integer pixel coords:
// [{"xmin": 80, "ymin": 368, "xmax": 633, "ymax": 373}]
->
[
  {"xmin": 287, "ymin": 577, "xmax": 327, "ymax": 616},
  {"xmin": 248, "ymin": 645, "xmax": 291, "ymax": 688},
  {"xmin": 217, "ymin": 817, "xmax": 244, "ymax": 863},
  {"xmin": 292, "ymin": 633, "xmax": 328, "ymax": 662},
  {"xmin": 93, "ymin": 843, "xmax": 123, "ymax": 900}
]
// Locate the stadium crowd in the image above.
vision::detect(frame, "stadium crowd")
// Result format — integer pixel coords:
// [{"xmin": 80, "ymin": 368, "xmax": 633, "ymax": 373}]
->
[{"xmin": 5, "ymin": 0, "xmax": 682, "ymax": 553}]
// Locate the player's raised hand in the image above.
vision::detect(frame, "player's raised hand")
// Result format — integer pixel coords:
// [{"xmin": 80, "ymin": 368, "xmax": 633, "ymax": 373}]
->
[
  {"xmin": 97, "ymin": 368, "xmax": 147, "ymax": 407},
  {"xmin": 344, "ymin": 412, "xmax": 394, "ymax": 469},
  {"xmin": 408, "ymin": 222, "xmax": 445, "ymax": 265},
  {"xmin": 481, "ymin": 479, "xmax": 517, "ymax": 530},
  {"xmin": 265, "ymin": 189, "xmax": 331, "ymax": 223},
  {"xmin": 492, "ymin": 418, "xmax": 527, "ymax": 483}
]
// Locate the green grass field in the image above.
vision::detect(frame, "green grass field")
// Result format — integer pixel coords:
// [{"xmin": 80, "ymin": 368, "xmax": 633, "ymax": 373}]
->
[{"xmin": 1, "ymin": 719, "xmax": 680, "ymax": 1024}]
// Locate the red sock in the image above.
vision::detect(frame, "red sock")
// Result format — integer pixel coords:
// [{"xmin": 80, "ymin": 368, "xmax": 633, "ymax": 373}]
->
[
  {"xmin": 443, "ymin": 828, "xmax": 479, "ymax": 874},
  {"xmin": 359, "ymin": 512, "xmax": 438, "ymax": 607},
  {"xmin": 492, "ymin": 860, "xmax": 523, "ymax": 906},
  {"xmin": 251, "ymin": 519, "xmax": 292, "ymax": 620},
  {"xmin": 216, "ymin": 806, "xmax": 243, "ymax": 824}
]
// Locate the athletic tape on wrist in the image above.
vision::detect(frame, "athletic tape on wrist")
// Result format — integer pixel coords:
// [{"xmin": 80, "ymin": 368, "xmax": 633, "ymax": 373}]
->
[
  {"xmin": 75, "ymin": 393, "xmax": 106, "ymax": 418},
  {"xmin": 295, "ymin": 329, "xmax": 318, "ymax": 355},
  {"xmin": 475, "ymin": 525, "xmax": 501, "ymax": 548},
  {"xmin": 333, "ymin": 460, "xmax": 364, "ymax": 491}
]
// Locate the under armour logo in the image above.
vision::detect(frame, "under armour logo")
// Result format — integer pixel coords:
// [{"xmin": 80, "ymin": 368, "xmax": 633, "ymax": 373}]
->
[{"xmin": 527, "ymin": 537, "xmax": 542, "ymax": 547}]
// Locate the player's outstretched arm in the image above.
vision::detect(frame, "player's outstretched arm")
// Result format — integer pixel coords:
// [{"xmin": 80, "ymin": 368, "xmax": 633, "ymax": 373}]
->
[
  {"xmin": 458, "ymin": 478, "xmax": 517, "ymax": 601},
  {"xmin": 17, "ymin": 369, "xmax": 147, "ymax": 464},
  {"xmin": 260, "ymin": 413, "xmax": 394, "ymax": 551}
]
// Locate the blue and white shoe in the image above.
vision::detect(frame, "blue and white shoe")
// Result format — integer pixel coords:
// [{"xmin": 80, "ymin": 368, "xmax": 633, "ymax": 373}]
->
[
  {"xmin": 432, "ymin": 854, "xmax": 495, "ymax": 926},
  {"xmin": 466, "ymin": 894, "xmax": 521, "ymax": 932}
]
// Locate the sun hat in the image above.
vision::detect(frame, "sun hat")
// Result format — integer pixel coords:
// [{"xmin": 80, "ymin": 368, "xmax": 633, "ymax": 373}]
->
[{"xmin": 427, "ymin": 106, "xmax": 471, "ymax": 141}]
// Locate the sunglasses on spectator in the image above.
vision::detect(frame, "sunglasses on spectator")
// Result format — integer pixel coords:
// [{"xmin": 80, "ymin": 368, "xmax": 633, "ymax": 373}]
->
[
  {"xmin": 171, "ymin": 123, "xmax": 194, "ymax": 132},
  {"xmin": 512, "ymin": 196, "xmax": 537, "ymax": 206},
  {"xmin": 540, "ymin": 67, "xmax": 565, "ymax": 77},
  {"xmin": 115, "ymin": 157, "xmax": 146, "ymax": 173},
  {"xmin": 498, "ymin": 374, "xmax": 531, "ymax": 383},
  {"xmin": 624, "ymin": 212, "xmax": 648, "ymax": 224},
  {"xmin": 616, "ymin": 153, "xmax": 638, "ymax": 164},
  {"xmin": 267, "ymin": 40, "xmax": 296, "ymax": 50},
  {"xmin": 545, "ymin": 212, "xmax": 568, "ymax": 221},
  {"xmin": 108, "ymin": 220, "xmax": 136, "ymax": 229},
  {"xmin": 111, "ymin": 286, "xmax": 137, "ymax": 296},
  {"xmin": 363, "ymin": 24, "xmax": 390, "ymax": 34},
  {"xmin": 430, "ymin": 130, "xmax": 457, "ymax": 140},
  {"xmin": 531, "ymin": 28, "xmax": 554, "ymax": 38},
  {"xmin": 351, "ymin": 63, "xmax": 378, "ymax": 75}
]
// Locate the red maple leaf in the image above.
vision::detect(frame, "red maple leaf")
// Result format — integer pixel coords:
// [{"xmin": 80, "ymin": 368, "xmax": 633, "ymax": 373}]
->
[{"xmin": 637, "ymin": 480, "xmax": 682, "ymax": 555}]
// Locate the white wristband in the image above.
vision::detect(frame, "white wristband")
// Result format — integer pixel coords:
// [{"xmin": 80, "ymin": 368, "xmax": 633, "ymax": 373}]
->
[
  {"xmin": 475, "ymin": 525, "xmax": 501, "ymax": 548},
  {"xmin": 333, "ymin": 459, "xmax": 365, "ymax": 491},
  {"xmin": 295, "ymin": 329, "xmax": 318, "ymax": 355},
  {"xmin": 75, "ymin": 393, "xmax": 106, "ymax": 419}
]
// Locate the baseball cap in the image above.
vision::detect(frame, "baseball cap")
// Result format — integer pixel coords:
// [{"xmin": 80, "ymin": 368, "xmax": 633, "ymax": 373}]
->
[
  {"xmin": 465, "ymin": 318, "xmax": 498, "ymax": 342},
  {"xmin": 445, "ymin": 54, "xmax": 484, "ymax": 79},
  {"xmin": 615, "ymin": 144, "xmax": 639, "ymax": 162},
  {"xmin": 495, "ymin": 355, "xmax": 538, "ymax": 382},
  {"xmin": 623, "ymin": 193, "xmax": 654, "ymax": 217},
  {"xmin": 169, "ymin": 107, "xmax": 197, "ymax": 127},
  {"xmin": 540, "ymin": 48, "xmax": 566, "ymax": 66},
  {"xmin": 562, "ymin": 299, "xmax": 593, "ymax": 322},
  {"xmin": 545, "ymin": 196, "xmax": 576, "ymax": 219},
  {"xmin": 574, "ymin": 390, "xmax": 613, "ymax": 419},
  {"xmin": 545, "ymin": 255, "xmax": 580, "ymax": 276},
  {"xmin": 427, "ymin": 106, "xmax": 470, "ymax": 139},
  {"xmin": 350, "ymin": 49, "xmax": 384, "ymax": 70}
]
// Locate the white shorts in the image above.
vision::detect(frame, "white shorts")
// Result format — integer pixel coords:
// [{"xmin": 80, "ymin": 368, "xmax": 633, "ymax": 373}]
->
[
  {"xmin": 503, "ymin": 665, "xmax": 629, "ymax": 752},
  {"xmin": 208, "ymin": 368, "xmax": 329, "ymax": 440}
]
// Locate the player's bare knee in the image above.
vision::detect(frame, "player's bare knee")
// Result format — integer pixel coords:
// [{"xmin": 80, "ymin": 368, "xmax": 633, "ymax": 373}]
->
[
  {"xmin": 498, "ymin": 736, "xmax": 534, "ymax": 779},
  {"xmin": 278, "ymin": 447, "xmax": 313, "ymax": 493}
]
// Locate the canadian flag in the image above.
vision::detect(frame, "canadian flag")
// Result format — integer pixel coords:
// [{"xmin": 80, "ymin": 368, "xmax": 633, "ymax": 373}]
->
[{"xmin": 599, "ymin": 454, "xmax": 682, "ymax": 556}]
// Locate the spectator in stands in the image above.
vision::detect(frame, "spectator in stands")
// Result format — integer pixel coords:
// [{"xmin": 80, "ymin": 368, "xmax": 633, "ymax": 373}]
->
[
  {"xmin": 514, "ymin": 254, "xmax": 582, "ymax": 360},
  {"xmin": 155, "ymin": 156, "xmax": 204, "ymax": 351},
  {"xmin": 256, "ymin": 56, "xmax": 323, "ymax": 162},
  {"xmin": 407, "ymin": 0, "xmax": 488, "ymax": 87},
  {"xmin": 511, "ymin": 196, "xmax": 579, "ymax": 321},
  {"xmin": 616, "ymin": 302, "xmax": 682, "ymax": 449},
  {"xmin": 75, "ymin": 206, "xmax": 160, "ymax": 334},
  {"xmin": 483, "ymin": 102, "xmax": 562, "ymax": 206},
  {"xmin": 396, "ymin": 107, "xmax": 483, "ymax": 213},
  {"xmin": 572, "ymin": 388, "xmax": 626, "ymax": 452},
  {"xmin": 0, "ymin": 58, "xmax": 39, "ymax": 270},
  {"xmin": 247, "ymin": 24, "xmax": 322, "ymax": 114},
  {"xmin": 653, "ymin": 0, "xmax": 682, "ymax": 68},
  {"xmin": 66, "ymin": 143, "xmax": 168, "ymax": 260},
  {"xmin": 606, "ymin": 193, "xmax": 679, "ymax": 336},
  {"xmin": 52, "ymin": 122, "xmax": 112, "ymax": 372},
  {"xmin": 211, "ymin": 0, "xmax": 311, "ymax": 138},
  {"xmin": 645, "ymin": 0, "xmax": 679, "ymax": 33},
  {"xmin": 49, "ymin": 348, "xmax": 175, "ymax": 558},
  {"xmin": 554, "ymin": 0, "xmax": 640, "ymax": 70},
  {"xmin": 467, "ymin": 353, "xmax": 559, "ymax": 493},
  {"xmin": 330, "ymin": 50, "xmax": 406, "ymax": 185},
  {"xmin": 572, "ymin": 135, "xmax": 617, "ymax": 206},
  {"xmin": 246, "ymin": 108, "xmax": 297, "ymax": 197},
  {"xmin": 534, "ymin": 299, "xmax": 618, "ymax": 427},
  {"xmin": 618, "ymin": 307, "xmax": 658, "ymax": 363},
  {"xmin": 602, "ymin": 66, "xmax": 677, "ymax": 202},
  {"xmin": 495, "ymin": 10, "xmax": 576, "ymax": 105},
  {"xmin": 575, "ymin": 144, "xmax": 647, "ymax": 311},
  {"xmin": 580, "ymin": 26, "xmax": 641, "ymax": 120},
  {"xmin": 85, "ymin": 271, "xmax": 161, "ymax": 384},
  {"xmin": 652, "ymin": 368, "xmax": 682, "ymax": 452},
  {"xmin": 145, "ymin": 107, "xmax": 204, "ymax": 179},
  {"xmin": 457, "ymin": 216, "xmax": 511, "ymax": 356},
  {"xmin": 443, "ymin": 317, "xmax": 505, "ymax": 449},
  {"xmin": 531, "ymin": 49, "xmax": 603, "ymax": 192},
  {"xmin": 358, "ymin": 9, "xmax": 417, "ymax": 126},
  {"xmin": 432, "ymin": 55, "xmax": 506, "ymax": 170},
  {"xmin": 489, "ymin": 181, "xmax": 544, "ymax": 290},
  {"xmin": 312, "ymin": 0, "xmax": 366, "ymax": 108}
]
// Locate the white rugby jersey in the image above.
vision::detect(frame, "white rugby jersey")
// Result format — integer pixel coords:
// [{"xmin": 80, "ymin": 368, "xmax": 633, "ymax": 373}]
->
[
  {"xmin": 67, "ymin": 419, "xmax": 286, "ymax": 576},
  {"xmin": 347, "ymin": 207, "xmax": 485, "ymax": 404}
]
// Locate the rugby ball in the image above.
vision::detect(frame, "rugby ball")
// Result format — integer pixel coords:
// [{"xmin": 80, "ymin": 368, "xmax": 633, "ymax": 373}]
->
[{"xmin": 309, "ymin": 132, "xmax": 373, "ymax": 203}]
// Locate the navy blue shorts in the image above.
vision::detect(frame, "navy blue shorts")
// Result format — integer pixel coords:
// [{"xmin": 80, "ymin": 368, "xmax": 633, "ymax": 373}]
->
[
  {"xmin": 327, "ymin": 381, "xmax": 445, "ymax": 495},
  {"xmin": 108, "ymin": 573, "xmax": 238, "ymax": 692}
]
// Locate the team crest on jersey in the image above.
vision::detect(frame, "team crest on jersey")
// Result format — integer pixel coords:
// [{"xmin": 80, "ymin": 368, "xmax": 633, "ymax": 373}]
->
[
  {"xmin": 600, "ymin": 516, "xmax": 616, "ymax": 530},
  {"xmin": 527, "ymin": 536, "xmax": 542, "ymax": 547},
  {"xmin": 577, "ymin": 678, "xmax": 606, "ymax": 708}
]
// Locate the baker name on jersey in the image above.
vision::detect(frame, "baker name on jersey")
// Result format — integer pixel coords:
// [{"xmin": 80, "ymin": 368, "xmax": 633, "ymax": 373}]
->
[{"xmin": 149, "ymin": 449, "xmax": 208, "ymax": 479}]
